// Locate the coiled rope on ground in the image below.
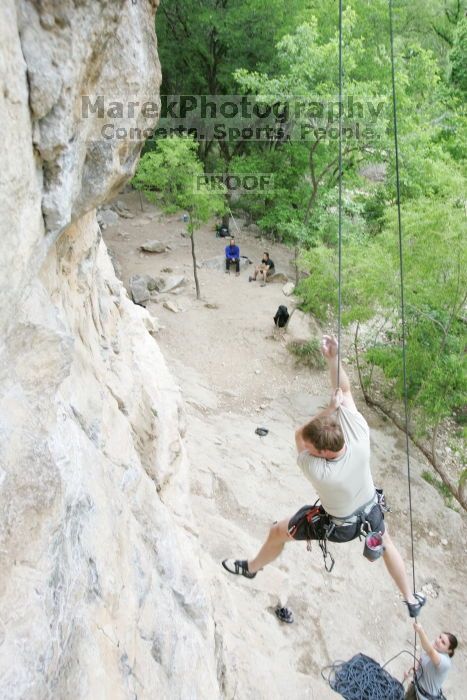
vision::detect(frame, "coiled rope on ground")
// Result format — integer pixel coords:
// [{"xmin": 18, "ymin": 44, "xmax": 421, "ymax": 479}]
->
[{"xmin": 322, "ymin": 654, "xmax": 405, "ymax": 700}]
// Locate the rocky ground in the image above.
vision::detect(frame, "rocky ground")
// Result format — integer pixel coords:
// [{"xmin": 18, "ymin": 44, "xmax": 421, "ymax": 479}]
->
[{"xmin": 103, "ymin": 190, "xmax": 466, "ymax": 700}]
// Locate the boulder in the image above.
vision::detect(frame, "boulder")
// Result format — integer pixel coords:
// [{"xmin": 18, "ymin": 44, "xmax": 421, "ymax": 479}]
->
[
  {"xmin": 286, "ymin": 309, "xmax": 321, "ymax": 343},
  {"xmin": 282, "ymin": 282, "xmax": 295, "ymax": 296},
  {"xmin": 141, "ymin": 239, "xmax": 166, "ymax": 253},
  {"xmin": 202, "ymin": 255, "xmax": 250, "ymax": 272}
]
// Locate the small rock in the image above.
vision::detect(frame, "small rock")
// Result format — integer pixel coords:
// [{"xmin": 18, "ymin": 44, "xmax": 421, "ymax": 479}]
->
[
  {"xmin": 141, "ymin": 239, "xmax": 166, "ymax": 253},
  {"xmin": 282, "ymin": 282, "xmax": 295, "ymax": 296},
  {"xmin": 98, "ymin": 209, "xmax": 119, "ymax": 226},
  {"xmin": 440, "ymin": 538, "xmax": 448, "ymax": 546},
  {"xmin": 268, "ymin": 271, "xmax": 288, "ymax": 284},
  {"xmin": 162, "ymin": 275, "xmax": 186, "ymax": 293},
  {"xmin": 255, "ymin": 369, "xmax": 261, "ymax": 375},
  {"xmin": 163, "ymin": 300, "xmax": 179, "ymax": 313},
  {"xmin": 129, "ymin": 275, "xmax": 150, "ymax": 305},
  {"xmin": 260, "ymin": 404, "xmax": 267, "ymax": 410},
  {"xmin": 142, "ymin": 314, "xmax": 160, "ymax": 336}
]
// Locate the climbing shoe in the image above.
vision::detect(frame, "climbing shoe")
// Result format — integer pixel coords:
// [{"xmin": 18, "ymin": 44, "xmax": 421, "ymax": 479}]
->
[
  {"xmin": 275, "ymin": 606, "xmax": 294, "ymax": 624},
  {"xmin": 222, "ymin": 559, "xmax": 257, "ymax": 579},
  {"xmin": 404, "ymin": 593, "xmax": 427, "ymax": 618}
]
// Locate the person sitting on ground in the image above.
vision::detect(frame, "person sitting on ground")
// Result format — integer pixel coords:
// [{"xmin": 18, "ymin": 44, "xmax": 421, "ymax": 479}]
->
[
  {"xmin": 249, "ymin": 251, "xmax": 275, "ymax": 286},
  {"xmin": 222, "ymin": 334, "xmax": 426, "ymax": 619},
  {"xmin": 404, "ymin": 621, "xmax": 457, "ymax": 699},
  {"xmin": 225, "ymin": 238, "xmax": 240, "ymax": 276}
]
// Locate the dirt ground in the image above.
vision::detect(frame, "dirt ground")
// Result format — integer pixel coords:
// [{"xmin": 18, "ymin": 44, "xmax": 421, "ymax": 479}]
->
[{"xmin": 104, "ymin": 190, "xmax": 466, "ymax": 700}]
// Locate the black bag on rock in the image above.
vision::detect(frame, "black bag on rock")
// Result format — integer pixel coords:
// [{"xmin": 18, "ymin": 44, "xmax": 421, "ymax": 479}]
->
[{"xmin": 274, "ymin": 305, "xmax": 289, "ymax": 327}]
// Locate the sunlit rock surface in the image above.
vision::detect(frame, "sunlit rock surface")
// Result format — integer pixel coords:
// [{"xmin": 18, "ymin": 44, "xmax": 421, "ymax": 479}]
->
[{"xmin": 0, "ymin": 2, "xmax": 220, "ymax": 697}]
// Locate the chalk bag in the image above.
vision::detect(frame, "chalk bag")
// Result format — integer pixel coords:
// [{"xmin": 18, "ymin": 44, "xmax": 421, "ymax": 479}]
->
[{"xmin": 363, "ymin": 531, "xmax": 385, "ymax": 562}]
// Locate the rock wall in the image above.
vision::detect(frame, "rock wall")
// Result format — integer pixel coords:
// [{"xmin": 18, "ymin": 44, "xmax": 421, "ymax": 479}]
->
[{"xmin": 0, "ymin": 2, "xmax": 220, "ymax": 698}]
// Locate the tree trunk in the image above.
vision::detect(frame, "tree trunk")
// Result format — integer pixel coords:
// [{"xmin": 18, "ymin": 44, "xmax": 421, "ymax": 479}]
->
[{"xmin": 190, "ymin": 230, "xmax": 201, "ymax": 300}]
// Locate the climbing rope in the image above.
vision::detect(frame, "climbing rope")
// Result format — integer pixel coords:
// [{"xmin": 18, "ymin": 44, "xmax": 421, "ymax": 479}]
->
[
  {"xmin": 389, "ymin": 0, "xmax": 420, "ymax": 671},
  {"xmin": 337, "ymin": 0, "xmax": 343, "ymax": 385},
  {"xmin": 322, "ymin": 653, "xmax": 405, "ymax": 700},
  {"xmin": 322, "ymin": 4, "xmax": 420, "ymax": 695},
  {"xmin": 389, "ymin": 0, "xmax": 417, "ymax": 600}
]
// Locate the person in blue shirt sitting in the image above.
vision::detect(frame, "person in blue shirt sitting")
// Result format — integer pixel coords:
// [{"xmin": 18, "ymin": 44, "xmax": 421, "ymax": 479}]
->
[{"xmin": 225, "ymin": 238, "xmax": 240, "ymax": 276}]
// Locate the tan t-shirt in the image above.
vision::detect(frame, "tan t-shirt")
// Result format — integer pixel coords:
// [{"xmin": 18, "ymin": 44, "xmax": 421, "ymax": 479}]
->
[{"xmin": 297, "ymin": 406, "xmax": 375, "ymax": 517}]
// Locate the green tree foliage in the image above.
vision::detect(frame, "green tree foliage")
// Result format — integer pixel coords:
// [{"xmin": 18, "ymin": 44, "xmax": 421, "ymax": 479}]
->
[
  {"xmin": 157, "ymin": 0, "xmax": 309, "ymax": 94},
  {"xmin": 298, "ymin": 195, "xmax": 466, "ymax": 433},
  {"xmin": 232, "ymin": 11, "xmax": 389, "ymax": 245},
  {"xmin": 132, "ymin": 136, "xmax": 225, "ymax": 298}
]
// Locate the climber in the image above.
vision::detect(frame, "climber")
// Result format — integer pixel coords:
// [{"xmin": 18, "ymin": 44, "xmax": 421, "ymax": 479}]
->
[
  {"xmin": 222, "ymin": 335, "xmax": 426, "ymax": 619},
  {"xmin": 404, "ymin": 621, "xmax": 457, "ymax": 699}
]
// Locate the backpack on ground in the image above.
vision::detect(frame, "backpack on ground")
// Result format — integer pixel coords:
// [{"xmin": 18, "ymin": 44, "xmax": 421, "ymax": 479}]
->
[
  {"xmin": 274, "ymin": 305, "xmax": 289, "ymax": 328},
  {"xmin": 216, "ymin": 224, "xmax": 229, "ymax": 237}
]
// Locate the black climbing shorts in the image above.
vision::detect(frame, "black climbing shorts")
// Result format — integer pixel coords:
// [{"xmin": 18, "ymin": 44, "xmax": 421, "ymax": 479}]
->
[{"xmin": 288, "ymin": 502, "xmax": 385, "ymax": 543}]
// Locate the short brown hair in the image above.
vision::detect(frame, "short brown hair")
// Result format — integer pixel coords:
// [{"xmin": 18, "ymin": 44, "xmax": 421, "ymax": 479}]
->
[{"xmin": 302, "ymin": 416, "xmax": 344, "ymax": 452}]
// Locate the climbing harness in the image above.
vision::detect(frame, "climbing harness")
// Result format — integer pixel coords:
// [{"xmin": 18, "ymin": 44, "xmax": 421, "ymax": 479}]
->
[
  {"xmin": 413, "ymin": 676, "xmax": 447, "ymax": 700},
  {"xmin": 288, "ymin": 501, "xmax": 336, "ymax": 571}
]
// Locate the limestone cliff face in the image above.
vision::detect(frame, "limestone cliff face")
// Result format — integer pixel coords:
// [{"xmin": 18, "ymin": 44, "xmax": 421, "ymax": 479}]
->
[{"xmin": 0, "ymin": 2, "xmax": 219, "ymax": 698}]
